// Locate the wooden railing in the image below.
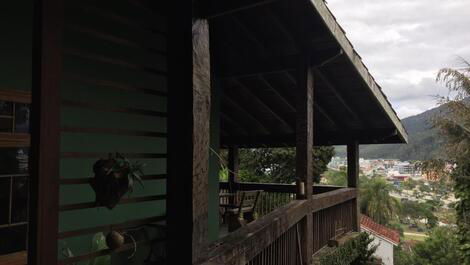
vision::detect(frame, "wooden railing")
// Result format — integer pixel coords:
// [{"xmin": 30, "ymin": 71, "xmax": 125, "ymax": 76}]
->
[
  {"xmin": 219, "ymin": 182, "xmax": 344, "ymax": 217},
  {"xmin": 202, "ymin": 186, "xmax": 357, "ymax": 265},
  {"xmin": 311, "ymin": 191, "xmax": 356, "ymax": 254}
]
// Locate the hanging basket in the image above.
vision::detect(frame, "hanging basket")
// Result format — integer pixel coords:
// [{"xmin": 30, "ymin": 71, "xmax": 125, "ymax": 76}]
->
[{"xmin": 90, "ymin": 153, "xmax": 144, "ymax": 210}]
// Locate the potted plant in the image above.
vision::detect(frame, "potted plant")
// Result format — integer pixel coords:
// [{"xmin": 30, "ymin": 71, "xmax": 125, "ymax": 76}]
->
[{"xmin": 90, "ymin": 153, "xmax": 145, "ymax": 209}]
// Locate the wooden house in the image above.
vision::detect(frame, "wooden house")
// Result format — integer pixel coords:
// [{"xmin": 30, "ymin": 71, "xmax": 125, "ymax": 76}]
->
[{"xmin": 0, "ymin": 0, "xmax": 407, "ymax": 264}]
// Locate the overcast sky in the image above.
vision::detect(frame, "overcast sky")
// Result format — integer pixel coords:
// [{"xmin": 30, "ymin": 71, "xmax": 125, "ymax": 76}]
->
[{"xmin": 326, "ymin": 0, "xmax": 470, "ymax": 118}]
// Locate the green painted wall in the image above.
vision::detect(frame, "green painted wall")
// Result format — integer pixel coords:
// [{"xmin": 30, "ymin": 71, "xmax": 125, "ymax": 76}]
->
[
  {"xmin": 1, "ymin": 1, "xmax": 221, "ymax": 262},
  {"xmin": 0, "ymin": 1, "xmax": 32, "ymax": 91},
  {"xmin": 208, "ymin": 79, "xmax": 222, "ymax": 242},
  {"xmin": 58, "ymin": 2, "xmax": 167, "ymax": 264}
]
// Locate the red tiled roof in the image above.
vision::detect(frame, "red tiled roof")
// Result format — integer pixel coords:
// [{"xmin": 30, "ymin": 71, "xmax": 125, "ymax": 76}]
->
[{"xmin": 360, "ymin": 215, "xmax": 400, "ymax": 245}]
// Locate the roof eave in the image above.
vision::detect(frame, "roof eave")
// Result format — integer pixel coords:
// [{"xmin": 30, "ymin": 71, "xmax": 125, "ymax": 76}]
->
[{"xmin": 308, "ymin": 0, "xmax": 409, "ymax": 144}]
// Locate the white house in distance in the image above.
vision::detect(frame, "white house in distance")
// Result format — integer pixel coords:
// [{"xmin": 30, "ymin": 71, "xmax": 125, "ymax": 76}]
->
[{"xmin": 361, "ymin": 215, "xmax": 400, "ymax": 265}]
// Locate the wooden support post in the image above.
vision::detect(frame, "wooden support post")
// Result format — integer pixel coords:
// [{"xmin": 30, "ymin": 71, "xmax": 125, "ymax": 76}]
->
[
  {"xmin": 29, "ymin": 0, "xmax": 63, "ymax": 264},
  {"xmin": 167, "ymin": 7, "xmax": 211, "ymax": 264},
  {"xmin": 347, "ymin": 142, "xmax": 360, "ymax": 231},
  {"xmin": 295, "ymin": 61, "xmax": 314, "ymax": 265},
  {"xmin": 228, "ymin": 146, "xmax": 239, "ymax": 204}
]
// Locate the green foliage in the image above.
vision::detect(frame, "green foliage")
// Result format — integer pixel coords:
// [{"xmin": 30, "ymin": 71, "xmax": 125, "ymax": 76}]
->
[
  {"xmin": 360, "ymin": 177, "xmax": 400, "ymax": 225},
  {"xmin": 107, "ymin": 153, "xmax": 145, "ymax": 192},
  {"xmin": 89, "ymin": 233, "xmax": 110, "ymax": 265},
  {"xmin": 396, "ymin": 227, "xmax": 460, "ymax": 265},
  {"xmin": 402, "ymin": 178, "xmax": 418, "ymax": 190},
  {"xmin": 433, "ymin": 58, "xmax": 470, "ymax": 264},
  {"xmin": 452, "ymin": 160, "xmax": 470, "ymax": 264},
  {"xmin": 319, "ymin": 233, "xmax": 377, "ymax": 265},
  {"xmin": 322, "ymin": 169, "xmax": 348, "ymax": 186},
  {"xmin": 237, "ymin": 146, "xmax": 335, "ymax": 184}
]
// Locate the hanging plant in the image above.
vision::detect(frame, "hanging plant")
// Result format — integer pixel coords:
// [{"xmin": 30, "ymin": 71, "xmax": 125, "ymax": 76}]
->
[{"xmin": 90, "ymin": 153, "xmax": 145, "ymax": 209}]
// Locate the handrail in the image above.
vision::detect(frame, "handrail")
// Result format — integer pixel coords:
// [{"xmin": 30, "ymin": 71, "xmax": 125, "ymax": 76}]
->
[
  {"xmin": 198, "ymin": 199, "xmax": 309, "ymax": 265},
  {"xmin": 201, "ymin": 187, "xmax": 357, "ymax": 265},
  {"xmin": 219, "ymin": 181, "xmax": 345, "ymax": 194}
]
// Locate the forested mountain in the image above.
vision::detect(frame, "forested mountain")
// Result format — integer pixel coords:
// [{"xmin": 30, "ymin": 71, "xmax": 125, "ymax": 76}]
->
[{"xmin": 335, "ymin": 103, "xmax": 449, "ymax": 160}]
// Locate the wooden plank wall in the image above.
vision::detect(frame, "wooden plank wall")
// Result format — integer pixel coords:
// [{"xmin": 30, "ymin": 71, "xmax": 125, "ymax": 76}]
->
[{"xmin": 56, "ymin": 1, "xmax": 168, "ymax": 264}]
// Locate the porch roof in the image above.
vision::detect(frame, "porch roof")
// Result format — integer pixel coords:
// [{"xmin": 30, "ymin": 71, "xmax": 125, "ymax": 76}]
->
[{"xmin": 209, "ymin": 0, "xmax": 408, "ymax": 147}]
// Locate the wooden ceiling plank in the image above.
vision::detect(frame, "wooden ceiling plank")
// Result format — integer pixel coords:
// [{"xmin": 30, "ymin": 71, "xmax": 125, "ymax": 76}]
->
[
  {"xmin": 205, "ymin": 0, "xmax": 281, "ymax": 19},
  {"xmin": 222, "ymin": 94, "xmax": 271, "ymax": 135},
  {"xmin": 220, "ymin": 112, "xmax": 250, "ymax": 136},
  {"xmin": 258, "ymin": 76, "xmax": 296, "ymax": 113},
  {"xmin": 314, "ymin": 69, "xmax": 363, "ymax": 126},
  {"xmin": 233, "ymin": 79, "xmax": 294, "ymax": 133}
]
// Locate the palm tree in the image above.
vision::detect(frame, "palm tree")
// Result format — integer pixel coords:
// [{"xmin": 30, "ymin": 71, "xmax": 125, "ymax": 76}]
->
[
  {"xmin": 434, "ymin": 58, "xmax": 470, "ymax": 264},
  {"xmin": 360, "ymin": 177, "xmax": 399, "ymax": 225}
]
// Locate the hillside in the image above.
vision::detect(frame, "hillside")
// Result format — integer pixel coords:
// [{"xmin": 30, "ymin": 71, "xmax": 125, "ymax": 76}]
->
[{"xmin": 335, "ymin": 104, "xmax": 447, "ymax": 160}]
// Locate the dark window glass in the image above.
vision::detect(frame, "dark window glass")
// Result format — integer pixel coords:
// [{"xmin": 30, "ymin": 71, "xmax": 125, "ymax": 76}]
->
[
  {"xmin": 0, "ymin": 117, "xmax": 13, "ymax": 132},
  {"xmin": 14, "ymin": 103, "xmax": 30, "ymax": 133},
  {"xmin": 0, "ymin": 101, "xmax": 13, "ymax": 115},
  {"xmin": 0, "ymin": 178, "xmax": 10, "ymax": 225},
  {"xmin": 11, "ymin": 177, "xmax": 28, "ymax": 223},
  {"xmin": 0, "ymin": 224, "xmax": 27, "ymax": 255},
  {"xmin": 0, "ymin": 148, "xmax": 29, "ymax": 175}
]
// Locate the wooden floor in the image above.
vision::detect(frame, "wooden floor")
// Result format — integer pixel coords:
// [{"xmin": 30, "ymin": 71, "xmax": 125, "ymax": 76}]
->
[{"xmin": 0, "ymin": 251, "xmax": 27, "ymax": 265}]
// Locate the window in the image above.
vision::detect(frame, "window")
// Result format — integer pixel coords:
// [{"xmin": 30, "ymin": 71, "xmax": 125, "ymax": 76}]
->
[{"xmin": 0, "ymin": 90, "xmax": 30, "ymax": 255}]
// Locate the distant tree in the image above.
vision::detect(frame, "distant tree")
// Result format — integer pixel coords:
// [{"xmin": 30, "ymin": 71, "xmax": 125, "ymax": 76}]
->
[
  {"xmin": 403, "ymin": 179, "xmax": 418, "ymax": 190},
  {"xmin": 433, "ymin": 58, "xmax": 470, "ymax": 264},
  {"xmin": 398, "ymin": 227, "xmax": 460, "ymax": 265},
  {"xmin": 400, "ymin": 200, "xmax": 438, "ymax": 229},
  {"xmin": 360, "ymin": 178, "xmax": 400, "ymax": 225},
  {"xmin": 322, "ymin": 169, "xmax": 348, "ymax": 186},
  {"xmin": 237, "ymin": 146, "xmax": 335, "ymax": 184}
]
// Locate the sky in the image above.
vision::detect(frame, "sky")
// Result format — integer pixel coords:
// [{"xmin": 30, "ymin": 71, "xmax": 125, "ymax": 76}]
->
[{"xmin": 326, "ymin": 0, "xmax": 470, "ymax": 118}]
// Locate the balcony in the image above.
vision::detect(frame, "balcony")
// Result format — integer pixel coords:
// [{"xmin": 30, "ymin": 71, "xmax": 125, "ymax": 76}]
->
[{"xmin": 200, "ymin": 182, "xmax": 358, "ymax": 264}]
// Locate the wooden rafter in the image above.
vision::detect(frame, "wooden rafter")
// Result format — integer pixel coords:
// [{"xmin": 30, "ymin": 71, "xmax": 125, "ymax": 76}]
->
[
  {"xmin": 258, "ymin": 76, "xmax": 296, "ymax": 113},
  {"xmin": 205, "ymin": 0, "xmax": 281, "ymax": 19},
  {"xmin": 220, "ymin": 112, "xmax": 250, "ymax": 135},
  {"xmin": 222, "ymin": 94, "xmax": 271, "ymax": 135},
  {"xmin": 314, "ymin": 69, "xmax": 363, "ymax": 125},
  {"xmin": 232, "ymin": 79, "xmax": 294, "ymax": 133},
  {"xmin": 229, "ymin": 15, "xmax": 266, "ymax": 55}
]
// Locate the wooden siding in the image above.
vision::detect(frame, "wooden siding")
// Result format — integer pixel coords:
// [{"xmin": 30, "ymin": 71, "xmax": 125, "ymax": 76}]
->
[{"xmin": 57, "ymin": 1, "xmax": 167, "ymax": 264}]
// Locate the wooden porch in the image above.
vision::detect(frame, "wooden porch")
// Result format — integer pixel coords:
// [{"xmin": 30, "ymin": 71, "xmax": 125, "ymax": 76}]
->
[
  {"xmin": 207, "ymin": 184, "xmax": 358, "ymax": 264},
  {"xmin": 0, "ymin": 0, "xmax": 407, "ymax": 264}
]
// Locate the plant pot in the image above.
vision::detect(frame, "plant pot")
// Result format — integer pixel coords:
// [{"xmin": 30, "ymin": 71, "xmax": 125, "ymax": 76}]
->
[
  {"xmin": 106, "ymin": 231, "xmax": 125, "ymax": 250},
  {"xmin": 90, "ymin": 158, "xmax": 130, "ymax": 209}
]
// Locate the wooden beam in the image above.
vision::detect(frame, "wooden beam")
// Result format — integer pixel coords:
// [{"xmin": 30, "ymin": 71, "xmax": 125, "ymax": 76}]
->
[
  {"xmin": 295, "ymin": 61, "xmax": 314, "ymax": 265},
  {"xmin": 220, "ymin": 112, "xmax": 250, "ymax": 135},
  {"xmin": 221, "ymin": 134, "xmax": 295, "ymax": 148},
  {"xmin": 219, "ymin": 54, "xmax": 298, "ymax": 79},
  {"xmin": 228, "ymin": 146, "xmax": 239, "ymax": 204},
  {"xmin": 232, "ymin": 79, "xmax": 294, "ymax": 133},
  {"xmin": 220, "ymin": 49, "xmax": 342, "ymax": 79},
  {"xmin": 222, "ymin": 92, "xmax": 271, "ymax": 135},
  {"xmin": 167, "ymin": 8, "xmax": 211, "ymax": 263},
  {"xmin": 259, "ymin": 76, "xmax": 296, "ymax": 112},
  {"xmin": 221, "ymin": 128, "xmax": 400, "ymax": 147},
  {"xmin": 347, "ymin": 142, "xmax": 360, "ymax": 231},
  {"xmin": 314, "ymin": 103, "xmax": 338, "ymax": 129},
  {"xmin": 205, "ymin": 0, "xmax": 280, "ymax": 19},
  {"xmin": 29, "ymin": 0, "xmax": 63, "ymax": 264},
  {"xmin": 314, "ymin": 69, "xmax": 363, "ymax": 124}
]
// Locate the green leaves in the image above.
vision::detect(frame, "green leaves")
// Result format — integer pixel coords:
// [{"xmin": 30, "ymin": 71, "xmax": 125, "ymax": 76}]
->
[
  {"xmin": 107, "ymin": 152, "xmax": 146, "ymax": 193},
  {"xmin": 236, "ymin": 146, "xmax": 335, "ymax": 184}
]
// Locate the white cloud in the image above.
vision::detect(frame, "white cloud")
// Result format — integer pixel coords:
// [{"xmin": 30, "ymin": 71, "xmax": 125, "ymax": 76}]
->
[{"xmin": 327, "ymin": 0, "xmax": 470, "ymax": 118}]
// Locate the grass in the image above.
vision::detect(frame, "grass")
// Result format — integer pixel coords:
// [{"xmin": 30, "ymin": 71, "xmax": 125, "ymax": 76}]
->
[{"xmin": 404, "ymin": 233, "xmax": 427, "ymax": 242}]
